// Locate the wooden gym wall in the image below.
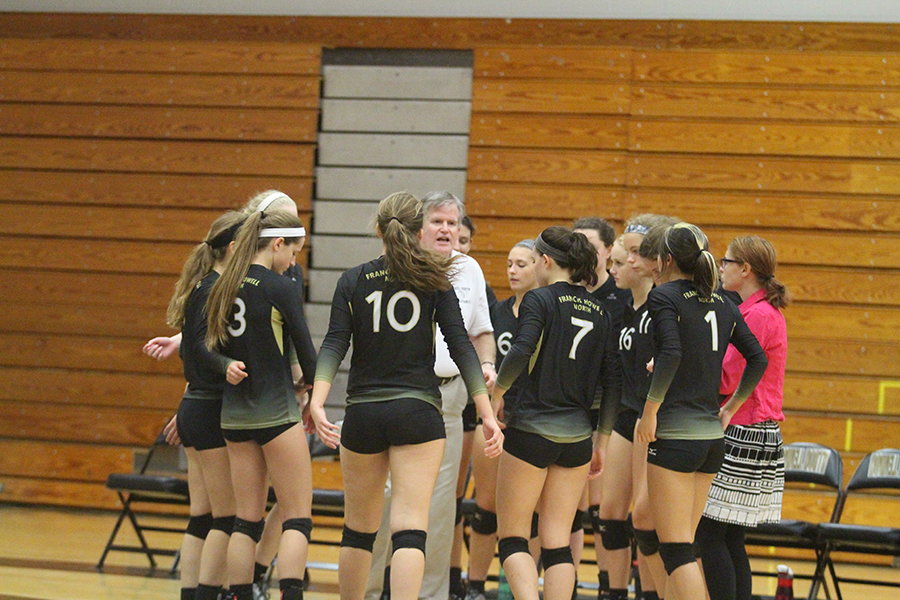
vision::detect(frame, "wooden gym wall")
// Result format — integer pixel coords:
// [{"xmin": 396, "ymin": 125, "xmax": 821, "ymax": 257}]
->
[{"xmin": 0, "ymin": 15, "xmax": 897, "ymax": 526}]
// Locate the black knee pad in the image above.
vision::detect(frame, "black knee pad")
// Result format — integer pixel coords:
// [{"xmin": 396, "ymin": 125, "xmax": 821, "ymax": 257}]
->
[
  {"xmin": 571, "ymin": 509, "xmax": 585, "ymax": 533},
  {"xmin": 659, "ymin": 542, "xmax": 696, "ymax": 575},
  {"xmin": 597, "ymin": 519, "xmax": 631, "ymax": 551},
  {"xmin": 341, "ymin": 525, "xmax": 378, "ymax": 552},
  {"xmin": 530, "ymin": 512, "xmax": 539, "ymax": 539},
  {"xmin": 633, "ymin": 528, "xmax": 660, "ymax": 557},
  {"xmin": 471, "ymin": 506, "xmax": 498, "ymax": 535},
  {"xmin": 498, "ymin": 536, "xmax": 530, "ymax": 564},
  {"xmin": 282, "ymin": 517, "xmax": 313, "ymax": 542},
  {"xmin": 391, "ymin": 529, "xmax": 427, "ymax": 556},
  {"xmin": 455, "ymin": 497, "xmax": 465, "ymax": 526},
  {"xmin": 186, "ymin": 512, "xmax": 213, "ymax": 539},
  {"xmin": 210, "ymin": 515, "xmax": 236, "ymax": 535},
  {"xmin": 541, "ymin": 545, "xmax": 574, "ymax": 569},
  {"xmin": 233, "ymin": 517, "xmax": 266, "ymax": 543}
]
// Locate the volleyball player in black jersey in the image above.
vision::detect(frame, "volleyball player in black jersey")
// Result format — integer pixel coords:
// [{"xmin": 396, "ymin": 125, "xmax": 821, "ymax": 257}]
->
[
  {"xmin": 156, "ymin": 212, "xmax": 243, "ymax": 600},
  {"xmin": 594, "ymin": 215, "xmax": 676, "ymax": 600},
  {"xmin": 493, "ymin": 226, "xmax": 621, "ymax": 600},
  {"xmin": 307, "ymin": 192, "xmax": 503, "ymax": 600},
  {"xmin": 466, "ymin": 239, "xmax": 538, "ymax": 600},
  {"xmin": 205, "ymin": 210, "xmax": 317, "ymax": 600},
  {"xmin": 634, "ymin": 223, "xmax": 767, "ymax": 600}
]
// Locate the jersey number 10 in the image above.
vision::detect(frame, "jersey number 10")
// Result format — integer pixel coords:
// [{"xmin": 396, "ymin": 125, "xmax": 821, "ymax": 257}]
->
[{"xmin": 366, "ymin": 290, "xmax": 421, "ymax": 333}]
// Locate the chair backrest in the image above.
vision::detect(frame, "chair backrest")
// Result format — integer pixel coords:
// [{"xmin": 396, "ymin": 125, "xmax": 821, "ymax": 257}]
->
[
  {"xmin": 783, "ymin": 442, "xmax": 843, "ymax": 490},
  {"xmin": 847, "ymin": 448, "xmax": 900, "ymax": 492}
]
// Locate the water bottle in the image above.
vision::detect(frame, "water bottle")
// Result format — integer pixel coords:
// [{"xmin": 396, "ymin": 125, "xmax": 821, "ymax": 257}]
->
[
  {"xmin": 497, "ymin": 567, "xmax": 513, "ymax": 600},
  {"xmin": 775, "ymin": 564, "xmax": 794, "ymax": 600}
]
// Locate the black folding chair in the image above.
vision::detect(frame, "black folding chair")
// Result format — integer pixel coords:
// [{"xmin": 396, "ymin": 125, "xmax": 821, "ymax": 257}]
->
[
  {"xmin": 743, "ymin": 442, "xmax": 843, "ymax": 598},
  {"xmin": 96, "ymin": 432, "xmax": 190, "ymax": 573},
  {"xmin": 809, "ymin": 448, "xmax": 900, "ymax": 600}
]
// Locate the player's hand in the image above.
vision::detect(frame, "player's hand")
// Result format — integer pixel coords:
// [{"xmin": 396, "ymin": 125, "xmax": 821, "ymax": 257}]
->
[
  {"xmin": 588, "ymin": 444, "xmax": 606, "ymax": 479},
  {"xmin": 646, "ymin": 357, "xmax": 654, "ymax": 373},
  {"xmin": 634, "ymin": 413, "xmax": 657, "ymax": 444},
  {"xmin": 143, "ymin": 336, "xmax": 179, "ymax": 361},
  {"xmin": 481, "ymin": 415, "xmax": 504, "ymax": 458},
  {"xmin": 719, "ymin": 406, "xmax": 735, "ymax": 431},
  {"xmin": 162, "ymin": 414, "xmax": 180, "ymax": 445},
  {"xmin": 310, "ymin": 404, "xmax": 340, "ymax": 449},
  {"xmin": 225, "ymin": 361, "xmax": 248, "ymax": 385}
]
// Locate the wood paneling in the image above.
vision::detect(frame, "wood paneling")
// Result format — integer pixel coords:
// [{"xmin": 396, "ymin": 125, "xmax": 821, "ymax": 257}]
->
[
  {"xmin": 787, "ymin": 338, "xmax": 900, "ymax": 378},
  {"xmin": 468, "ymin": 149, "xmax": 626, "ymax": 185},
  {"xmin": 0, "ymin": 103, "xmax": 318, "ymax": 142},
  {"xmin": 0, "ymin": 301, "xmax": 167, "ymax": 339},
  {"xmin": 474, "ymin": 47, "xmax": 631, "ymax": 80},
  {"xmin": 472, "ymin": 80, "xmax": 630, "ymax": 114},
  {"xmin": 0, "ymin": 71, "xmax": 319, "ymax": 108},
  {"xmin": 0, "ymin": 439, "xmax": 132, "ymax": 482},
  {"xmin": 0, "ymin": 38, "xmax": 320, "ymax": 75},
  {"xmin": 0, "ymin": 270, "xmax": 175, "ymax": 309},
  {"xmin": 0, "ymin": 367, "xmax": 185, "ymax": 411},
  {"xmin": 470, "ymin": 114, "xmax": 628, "ymax": 149},
  {"xmin": 0, "ymin": 400, "xmax": 172, "ymax": 446},
  {"xmin": 0, "ymin": 138, "xmax": 314, "ymax": 177},
  {"xmin": 0, "ymin": 170, "xmax": 312, "ymax": 209},
  {"xmin": 466, "ymin": 183, "xmax": 626, "ymax": 220}
]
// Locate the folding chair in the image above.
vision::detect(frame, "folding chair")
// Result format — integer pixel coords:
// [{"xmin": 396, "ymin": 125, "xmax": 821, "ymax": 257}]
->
[
  {"xmin": 96, "ymin": 431, "xmax": 190, "ymax": 573},
  {"xmin": 743, "ymin": 442, "xmax": 843, "ymax": 598},
  {"xmin": 810, "ymin": 448, "xmax": 900, "ymax": 600}
]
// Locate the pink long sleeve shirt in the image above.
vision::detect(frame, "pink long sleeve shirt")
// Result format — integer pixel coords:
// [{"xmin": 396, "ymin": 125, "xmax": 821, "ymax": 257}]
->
[{"xmin": 720, "ymin": 288, "xmax": 787, "ymax": 425}]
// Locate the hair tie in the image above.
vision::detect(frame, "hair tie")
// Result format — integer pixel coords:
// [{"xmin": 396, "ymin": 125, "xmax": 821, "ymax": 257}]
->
[{"xmin": 389, "ymin": 216, "xmax": 401, "ymax": 223}]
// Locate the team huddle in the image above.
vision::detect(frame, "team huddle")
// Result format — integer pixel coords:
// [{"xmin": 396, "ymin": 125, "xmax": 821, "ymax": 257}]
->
[{"xmin": 146, "ymin": 188, "xmax": 789, "ymax": 600}]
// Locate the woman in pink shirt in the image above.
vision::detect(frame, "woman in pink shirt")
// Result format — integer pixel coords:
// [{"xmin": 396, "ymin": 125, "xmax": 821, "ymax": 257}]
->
[{"xmin": 697, "ymin": 236, "xmax": 790, "ymax": 600}]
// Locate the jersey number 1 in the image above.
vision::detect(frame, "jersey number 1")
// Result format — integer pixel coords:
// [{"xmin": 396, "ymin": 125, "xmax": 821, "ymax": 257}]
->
[
  {"xmin": 704, "ymin": 311, "xmax": 719, "ymax": 352},
  {"xmin": 569, "ymin": 317, "xmax": 594, "ymax": 359},
  {"xmin": 366, "ymin": 290, "xmax": 421, "ymax": 333}
]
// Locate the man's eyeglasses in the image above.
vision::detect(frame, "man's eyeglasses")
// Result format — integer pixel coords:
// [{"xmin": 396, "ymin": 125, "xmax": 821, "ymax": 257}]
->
[{"xmin": 720, "ymin": 258, "xmax": 741, "ymax": 267}]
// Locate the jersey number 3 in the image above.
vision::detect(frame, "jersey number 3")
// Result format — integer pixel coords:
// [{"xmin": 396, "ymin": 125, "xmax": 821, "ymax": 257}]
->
[
  {"xmin": 228, "ymin": 298, "xmax": 247, "ymax": 337},
  {"xmin": 569, "ymin": 317, "xmax": 594, "ymax": 359},
  {"xmin": 366, "ymin": 290, "xmax": 421, "ymax": 333}
]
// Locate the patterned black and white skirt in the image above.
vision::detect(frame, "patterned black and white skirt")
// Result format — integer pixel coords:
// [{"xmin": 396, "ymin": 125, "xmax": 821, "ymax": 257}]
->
[{"xmin": 703, "ymin": 420, "xmax": 785, "ymax": 527}]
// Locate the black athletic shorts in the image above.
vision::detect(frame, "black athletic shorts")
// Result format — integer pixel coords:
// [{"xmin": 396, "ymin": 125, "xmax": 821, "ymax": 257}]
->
[
  {"xmin": 612, "ymin": 408, "xmax": 640, "ymax": 444},
  {"xmin": 222, "ymin": 421, "xmax": 296, "ymax": 446},
  {"xmin": 177, "ymin": 397, "xmax": 226, "ymax": 451},
  {"xmin": 462, "ymin": 402, "xmax": 478, "ymax": 432},
  {"xmin": 341, "ymin": 398, "xmax": 446, "ymax": 455},
  {"xmin": 646, "ymin": 437, "xmax": 725, "ymax": 474},
  {"xmin": 504, "ymin": 427, "xmax": 593, "ymax": 469}
]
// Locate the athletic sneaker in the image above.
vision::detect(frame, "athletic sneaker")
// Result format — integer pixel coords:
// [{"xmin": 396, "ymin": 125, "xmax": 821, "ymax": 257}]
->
[
  {"xmin": 450, "ymin": 591, "xmax": 466, "ymax": 600},
  {"xmin": 252, "ymin": 581, "xmax": 270, "ymax": 600},
  {"xmin": 464, "ymin": 589, "xmax": 486, "ymax": 600}
]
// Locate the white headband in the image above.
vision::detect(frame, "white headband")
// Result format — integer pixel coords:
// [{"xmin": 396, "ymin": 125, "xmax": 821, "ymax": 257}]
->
[
  {"xmin": 260, "ymin": 227, "xmax": 306, "ymax": 238},
  {"xmin": 256, "ymin": 191, "xmax": 292, "ymax": 213}
]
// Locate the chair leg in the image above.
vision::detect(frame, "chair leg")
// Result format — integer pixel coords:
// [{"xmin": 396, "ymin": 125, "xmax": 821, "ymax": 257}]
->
[
  {"xmin": 96, "ymin": 495, "xmax": 133, "ymax": 571},
  {"xmin": 826, "ymin": 553, "xmax": 842, "ymax": 600},
  {"xmin": 808, "ymin": 545, "xmax": 831, "ymax": 600},
  {"xmin": 120, "ymin": 493, "xmax": 158, "ymax": 568}
]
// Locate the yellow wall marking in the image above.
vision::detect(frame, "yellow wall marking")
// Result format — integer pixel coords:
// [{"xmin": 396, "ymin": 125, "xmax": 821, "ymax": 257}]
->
[{"xmin": 844, "ymin": 418, "xmax": 853, "ymax": 452}]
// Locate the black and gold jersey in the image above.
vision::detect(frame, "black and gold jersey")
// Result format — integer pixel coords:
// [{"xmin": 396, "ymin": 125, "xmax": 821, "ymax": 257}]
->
[
  {"xmin": 496, "ymin": 281, "xmax": 622, "ymax": 441},
  {"xmin": 647, "ymin": 279, "xmax": 767, "ymax": 439},
  {"xmin": 180, "ymin": 272, "xmax": 230, "ymax": 400},
  {"xmin": 219, "ymin": 264, "xmax": 317, "ymax": 429},
  {"xmin": 315, "ymin": 257, "xmax": 487, "ymax": 409},
  {"xmin": 618, "ymin": 301, "xmax": 654, "ymax": 415},
  {"xmin": 490, "ymin": 295, "xmax": 518, "ymax": 370},
  {"xmin": 591, "ymin": 273, "xmax": 632, "ymax": 335}
]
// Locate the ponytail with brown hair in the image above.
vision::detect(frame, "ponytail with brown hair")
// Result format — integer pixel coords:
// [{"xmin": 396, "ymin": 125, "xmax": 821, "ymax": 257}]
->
[
  {"xmin": 376, "ymin": 192, "xmax": 455, "ymax": 293},
  {"xmin": 658, "ymin": 223, "xmax": 719, "ymax": 298},
  {"xmin": 166, "ymin": 211, "xmax": 246, "ymax": 329},
  {"xmin": 728, "ymin": 236, "xmax": 791, "ymax": 309},
  {"xmin": 206, "ymin": 210, "xmax": 306, "ymax": 349},
  {"xmin": 535, "ymin": 226, "xmax": 599, "ymax": 287}
]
